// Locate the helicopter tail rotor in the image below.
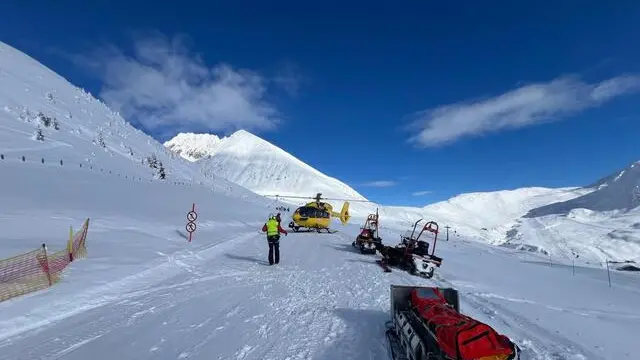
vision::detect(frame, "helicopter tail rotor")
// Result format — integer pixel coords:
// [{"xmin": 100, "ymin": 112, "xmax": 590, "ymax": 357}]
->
[{"xmin": 330, "ymin": 201, "xmax": 350, "ymax": 224}]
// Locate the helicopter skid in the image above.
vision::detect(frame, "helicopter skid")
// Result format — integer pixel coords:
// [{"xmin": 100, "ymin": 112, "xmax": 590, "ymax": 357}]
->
[{"xmin": 291, "ymin": 227, "xmax": 337, "ymax": 234}]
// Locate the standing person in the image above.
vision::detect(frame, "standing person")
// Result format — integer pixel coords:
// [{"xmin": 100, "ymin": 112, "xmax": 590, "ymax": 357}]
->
[
  {"xmin": 276, "ymin": 212, "xmax": 282, "ymax": 224},
  {"xmin": 261, "ymin": 214, "xmax": 288, "ymax": 265}
]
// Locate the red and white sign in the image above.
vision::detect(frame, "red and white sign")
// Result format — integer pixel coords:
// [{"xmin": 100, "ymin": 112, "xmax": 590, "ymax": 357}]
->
[{"xmin": 186, "ymin": 203, "xmax": 197, "ymax": 242}]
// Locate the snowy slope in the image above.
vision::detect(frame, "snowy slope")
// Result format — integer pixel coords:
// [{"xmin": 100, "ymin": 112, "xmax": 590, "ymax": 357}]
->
[
  {"xmin": 0, "ymin": 41, "xmax": 241, "ymax": 191},
  {"xmin": 504, "ymin": 161, "xmax": 640, "ymax": 264},
  {"xmin": 421, "ymin": 187, "xmax": 592, "ymax": 244},
  {"xmin": 0, "ymin": 40, "xmax": 639, "ymax": 360},
  {"xmin": 525, "ymin": 161, "xmax": 640, "ymax": 217}
]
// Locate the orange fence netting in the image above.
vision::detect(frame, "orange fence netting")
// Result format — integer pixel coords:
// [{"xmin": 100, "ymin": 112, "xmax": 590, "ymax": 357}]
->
[{"xmin": 0, "ymin": 218, "xmax": 90, "ymax": 302}]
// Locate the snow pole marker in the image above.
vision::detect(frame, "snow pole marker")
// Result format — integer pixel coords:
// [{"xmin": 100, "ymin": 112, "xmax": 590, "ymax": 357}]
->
[
  {"xmin": 606, "ymin": 259, "xmax": 611, "ymax": 288},
  {"xmin": 186, "ymin": 203, "xmax": 197, "ymax": 243}
]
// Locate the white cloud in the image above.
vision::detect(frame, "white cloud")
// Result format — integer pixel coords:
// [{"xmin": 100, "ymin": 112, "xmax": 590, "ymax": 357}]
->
[
  {"xmin": 362, "ymin": 180, "xmax": 397, "ymax": 187},
  {"xmin": 407, "ymin": 75, "xmax": 640, "ymax": 147},
  {"xmin": 412, "ymin": 190, "xmax": 432, "ymax": 196},
  {"xmin": 75, "ymin": 33, "xmax": 283, "ymax": 137}
]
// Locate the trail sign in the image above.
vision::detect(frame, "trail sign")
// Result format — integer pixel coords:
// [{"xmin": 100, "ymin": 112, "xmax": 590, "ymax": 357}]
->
[{"xmin": 186, "ymin": 203, "xmax": 197, "ymax": 242}]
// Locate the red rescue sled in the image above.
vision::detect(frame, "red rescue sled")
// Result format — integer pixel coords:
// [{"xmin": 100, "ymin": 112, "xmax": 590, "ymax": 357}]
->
[{"xmin": 386, "ymin": 285, "xmax": 520, "ymax": 360}]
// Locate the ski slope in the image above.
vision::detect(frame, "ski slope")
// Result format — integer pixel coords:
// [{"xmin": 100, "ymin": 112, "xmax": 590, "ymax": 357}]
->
[{"xmin": 1, "ymin": 160, "xmax": 639, "ymax": 360}]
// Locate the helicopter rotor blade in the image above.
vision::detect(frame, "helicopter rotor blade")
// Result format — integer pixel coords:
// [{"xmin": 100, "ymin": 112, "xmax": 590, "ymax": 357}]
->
[{"xmin": 263, "ymin": 194, "xmax": 373, "ymax": 203}]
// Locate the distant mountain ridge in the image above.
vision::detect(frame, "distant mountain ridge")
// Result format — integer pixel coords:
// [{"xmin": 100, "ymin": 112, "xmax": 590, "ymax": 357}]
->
[{"xmin": 524, "ymin": 160, "xmax": 640, "ymax": 217}]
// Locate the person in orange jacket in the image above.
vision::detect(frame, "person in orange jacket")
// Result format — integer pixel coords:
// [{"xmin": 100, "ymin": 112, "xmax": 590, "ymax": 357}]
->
[{"xmin": 261, "ymin": 214, "xmax": 288, "ymax": 265}]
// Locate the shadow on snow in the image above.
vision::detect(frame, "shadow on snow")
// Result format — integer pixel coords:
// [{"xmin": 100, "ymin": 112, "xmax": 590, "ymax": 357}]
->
[
  {"xmin": 313, "ymin": 308, "xmax": 390, "ymax": 360},
  {"xmin": 223, "ymin": 252, "xmax": 270, "ymax": 266}
]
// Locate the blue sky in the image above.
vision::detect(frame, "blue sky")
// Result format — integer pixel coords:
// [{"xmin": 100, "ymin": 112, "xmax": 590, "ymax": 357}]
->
[{"xmin": 2, "ymin": 1, "xmax": 640, "ymax": 206}]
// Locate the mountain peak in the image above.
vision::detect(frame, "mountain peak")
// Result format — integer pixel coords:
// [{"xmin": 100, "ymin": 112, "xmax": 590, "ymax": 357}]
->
[
  {"xmin": 163, "ymin": 132, "xmax": 223, "ymax": 162},
  {"xmin": 164, "ymin": 129, "xmax": 369, "ymax": 204},
  {"xmin": 230, "ymin": 129, "xmax": 258, "ymax": 139}
]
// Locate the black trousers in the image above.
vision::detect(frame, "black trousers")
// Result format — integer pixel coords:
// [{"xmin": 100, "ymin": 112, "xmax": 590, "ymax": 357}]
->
[{"xmin": 267, "ymin": 235, "xmax": 280, "ymax": 264}]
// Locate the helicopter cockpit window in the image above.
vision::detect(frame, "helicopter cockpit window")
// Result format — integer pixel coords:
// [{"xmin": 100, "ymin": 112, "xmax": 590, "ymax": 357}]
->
[{"xmin": 299, "ymin": 207, "xmax": 315, "ymax": 217}]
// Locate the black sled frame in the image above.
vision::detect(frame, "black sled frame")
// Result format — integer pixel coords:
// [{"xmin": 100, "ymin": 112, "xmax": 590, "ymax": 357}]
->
[
  {"xmin": 385, "ymin": 285, "xmax": 459, "ymax": 360},
  {"xmin": 385, "ymin": 285, "xmax": 520, "ymax": 360}
]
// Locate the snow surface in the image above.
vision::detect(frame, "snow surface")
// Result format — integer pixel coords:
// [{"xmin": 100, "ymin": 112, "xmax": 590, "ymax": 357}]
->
[{"xmin": 1, "ymin": 40, "xmax": 639, "ymax": 360}]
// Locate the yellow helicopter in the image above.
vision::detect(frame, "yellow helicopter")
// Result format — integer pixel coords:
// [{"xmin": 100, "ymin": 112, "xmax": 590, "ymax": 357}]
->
[{"xmin": 265, "ymin": 193, "xmax": 369, "ymax": 233}]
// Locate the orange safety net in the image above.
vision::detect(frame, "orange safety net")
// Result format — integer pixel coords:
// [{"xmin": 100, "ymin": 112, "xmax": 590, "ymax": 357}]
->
[
  {"xmin": 0, "ymin": 248, "xmax": 51, "ymax": 302},
  {"xmin": 0, "ymin": 218, "xmax": 89, "ymax": 303}
]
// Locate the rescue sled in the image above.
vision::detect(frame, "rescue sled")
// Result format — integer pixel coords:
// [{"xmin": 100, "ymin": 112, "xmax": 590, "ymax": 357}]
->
[
  {"xmin": 375, "ymin": 219, "xmax": 442, "ymax": 278},
  {"xmin": 385, "ymin": 285, "xmax": 520, "ymax": 360},
  {"xmin": 352, "ymin": 209, "xmax": 382, "ymax": 254}
]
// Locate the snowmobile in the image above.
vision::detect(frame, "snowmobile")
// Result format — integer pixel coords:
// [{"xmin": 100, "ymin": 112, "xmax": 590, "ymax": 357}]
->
[
  {"xmin": 385, "ymin": 285, "xmax": 520, "ymax": 360},
  {"xmin": 375, "ymin": 219, "xmax": 442, "ymax": 278},
  {"xmin": 352, "ymin": 209, "xmax": 382, "ymax": 254}
]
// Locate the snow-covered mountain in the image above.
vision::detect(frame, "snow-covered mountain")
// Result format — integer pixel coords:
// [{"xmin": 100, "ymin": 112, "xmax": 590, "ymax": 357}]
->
[
  {"xmin": 164, "ymin": 130, "xmax": 381, "ymax": 218},
  {"xmin": 524, "ymin": 160, "xmax": 640, "ymax": 217},
  {"xmin": 502, "ymin": 161, "xmax": 640, "ymax": 264},
  {"xmin": 422, "ymin": 186, "xmax": 591, "ymax": 243},
  {"xmin": 163, "ymin": 132, "xmax": 223, "ymax": 162},
  {"xmin": 0, "ymin": 40, "xmax": 263, "ymax": 203}
]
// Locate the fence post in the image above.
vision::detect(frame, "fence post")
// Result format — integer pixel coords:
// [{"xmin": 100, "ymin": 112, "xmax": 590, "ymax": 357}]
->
[
  {"xmin": 41, "ymin": 243, "xmax": 52, "ymax": 286},
  {"xmin": 68, "ymin": 225, "xmax": 74, "ymax": 262},
  {"xmin": 572, "ymin": 259, "xmax": 575, "ymax": 275},
  {"xmin": 606, "ymin": 259, "xmax": 611, "ymax": 287}
]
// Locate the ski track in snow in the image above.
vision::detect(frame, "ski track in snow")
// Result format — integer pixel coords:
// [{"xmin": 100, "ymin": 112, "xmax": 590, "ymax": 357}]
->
[{"xmin": 0, "ymin": 231, "xmax": 402, "ymax": 360}]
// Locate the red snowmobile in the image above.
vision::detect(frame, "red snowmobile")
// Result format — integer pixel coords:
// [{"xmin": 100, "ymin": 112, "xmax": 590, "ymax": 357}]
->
[
  {"xmin": 386, "ymin": 285, "xmax": 520, "ymax": 360},
  {"xmin": 353, "ymin": 209, "xmax": 382, "ymax": 254},
  {"xmin": 375, "ymin": 219, "xmax": 442, "ymax": 278}
]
